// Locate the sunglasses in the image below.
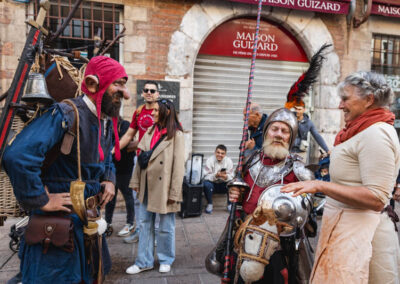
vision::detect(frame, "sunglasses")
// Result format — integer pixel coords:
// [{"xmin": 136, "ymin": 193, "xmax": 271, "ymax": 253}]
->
[
  {"xmin": 159, "ymin": 99, "xmax": 171, "ymax": 109},
  {"xmin": 143, "ymin": 88, "xmax": 157, "ymax": 94}
]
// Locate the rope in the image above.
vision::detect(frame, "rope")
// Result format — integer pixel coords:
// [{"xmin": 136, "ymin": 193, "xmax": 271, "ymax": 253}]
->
[{"xmin": 237, "ymin": 0, "xmax": 263, "ymax": 174}]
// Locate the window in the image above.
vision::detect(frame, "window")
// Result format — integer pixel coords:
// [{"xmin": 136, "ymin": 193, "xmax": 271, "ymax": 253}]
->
[
  {"xmin": 372, "ymin": 34, "xmax": 400, "ymax": 129},
  {"xmin": 371, "ymin": 34, "xmax": 400, "ymax": 76},
  {"xmin": 30, "ymin": 1, "xmax": 123, "ymax": 62}
]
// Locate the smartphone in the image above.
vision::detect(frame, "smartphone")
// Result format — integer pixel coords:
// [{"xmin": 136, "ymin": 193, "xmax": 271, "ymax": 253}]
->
[{"xmin": 220, "ymin": 168, "xmax": 226, "ymax": 172}]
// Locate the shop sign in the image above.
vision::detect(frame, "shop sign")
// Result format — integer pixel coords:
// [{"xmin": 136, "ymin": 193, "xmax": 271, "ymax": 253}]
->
[
  {"xmin": 136, "ymin": 80, "xmax": 180, "ymax": 111},
  {"xmin": 199, "ymin": 18, "xmax": 308, "ymax": 62},
  {"xmin": 385, "ymin": 74, "xmax": 400, "ymax": 92},
  {"xmin": 372, "ymin": 1, "xmax": 400, "ymax": 18},
  {"xmin": 229, "ymin": 0, "xmax": 350, "ymax": 14}
]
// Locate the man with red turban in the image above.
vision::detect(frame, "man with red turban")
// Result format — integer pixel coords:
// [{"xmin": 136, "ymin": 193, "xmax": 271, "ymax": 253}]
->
[{"xmin": 3, "ymin": 56, "xmax": 130, "ymax": 283}]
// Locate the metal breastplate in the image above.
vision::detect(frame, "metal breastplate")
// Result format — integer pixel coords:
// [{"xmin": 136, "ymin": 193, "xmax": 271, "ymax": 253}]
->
[{"xmin": 249, "ymin": 158, "xmax": 293, "ymax": 188}]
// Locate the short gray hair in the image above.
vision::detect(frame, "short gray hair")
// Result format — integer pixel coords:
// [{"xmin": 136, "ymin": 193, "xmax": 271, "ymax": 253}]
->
[
  {"xmin": 250, "ymin": 103, "xmax": 262, "ymax": 114},
  {"xmin": 338, "ymin": 71, "xmax": 394, "ymax": 107}
]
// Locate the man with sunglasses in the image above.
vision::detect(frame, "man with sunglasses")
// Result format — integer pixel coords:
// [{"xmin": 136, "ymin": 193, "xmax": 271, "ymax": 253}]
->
[
  {"xmin": 118, "ymin": 80, "xmax": 159, "ymax": 242},
  {"xmin": 119, "ymin": 81, "xmax": 160, "ymax": 150}
]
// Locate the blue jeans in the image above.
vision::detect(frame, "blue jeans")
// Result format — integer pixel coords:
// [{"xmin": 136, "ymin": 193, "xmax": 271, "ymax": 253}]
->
[
  {"xmin": 203, "ymin": 180, "xmax": 230, "ymax": 205},
  {"xmin": 135, "ymin": 200, "xmax": 176, "ymax": 268}
]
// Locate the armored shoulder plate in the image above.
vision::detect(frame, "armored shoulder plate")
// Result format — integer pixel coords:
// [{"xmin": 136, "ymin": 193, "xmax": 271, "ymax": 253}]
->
[{"xmin": 293, "ymin": 161, "xmax": 315, "ymax": 181}]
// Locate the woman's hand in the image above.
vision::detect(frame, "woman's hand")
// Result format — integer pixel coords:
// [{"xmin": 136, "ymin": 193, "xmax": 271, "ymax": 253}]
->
[
  {"xmin": 132, "ymin": 187, "xmax": 139, "ymax": 193},
  {"xmin": 167, "ymin": 199, "xmax": 175, "ymax": 205},
  {"xmin": 281, "ymin": 180, "xmax": 324, "ymax": 197}
]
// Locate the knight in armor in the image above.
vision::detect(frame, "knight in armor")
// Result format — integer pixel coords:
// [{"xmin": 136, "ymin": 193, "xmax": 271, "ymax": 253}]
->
[
  {"xmin": 2, "ymin": 56, "xmax": 130, "ymax": 283},
  {"xmin": 226, "ymin": 107, "xmax": 315, "ymax": 284}
]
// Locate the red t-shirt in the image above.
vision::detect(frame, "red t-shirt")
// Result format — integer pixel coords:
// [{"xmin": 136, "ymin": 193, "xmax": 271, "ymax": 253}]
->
[{"xmin": 129, "ymin": 107, "xmax": 155, "ymax": 141}]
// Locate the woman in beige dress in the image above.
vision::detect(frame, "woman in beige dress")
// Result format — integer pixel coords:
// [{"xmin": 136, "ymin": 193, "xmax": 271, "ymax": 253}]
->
[{"xmin": 282, "ymin": 71, "xmax": 400, "ymax": 284}]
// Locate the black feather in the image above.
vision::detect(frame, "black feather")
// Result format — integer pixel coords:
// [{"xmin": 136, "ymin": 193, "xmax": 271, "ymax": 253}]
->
[{"xmin": 287, "ymin": 43, "xmax": 332, "ymax": 102}]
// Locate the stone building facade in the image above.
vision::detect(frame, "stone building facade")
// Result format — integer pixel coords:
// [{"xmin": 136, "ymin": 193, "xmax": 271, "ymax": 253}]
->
[{"xmin": 1, "ymin": 0, "xmax": 399, "ymax": 162}]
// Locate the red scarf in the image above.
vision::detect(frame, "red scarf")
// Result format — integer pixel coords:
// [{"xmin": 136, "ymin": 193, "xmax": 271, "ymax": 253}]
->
[
  {"xmin": 150, "ymin": 126, "xmax": 167, "ymax": 149},
  {"xmin": 334, "ymin": 108, "xmax": 395, "ymax": 146}
]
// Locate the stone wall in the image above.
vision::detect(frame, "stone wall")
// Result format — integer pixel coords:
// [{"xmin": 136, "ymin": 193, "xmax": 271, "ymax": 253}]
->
[
  {"xmin": 121, "ymin": 0, "xmax": 197, "ymax": 122},
  {"xmin": 0, "ymin": 1, "xmax": 27, "ymax": 105}
]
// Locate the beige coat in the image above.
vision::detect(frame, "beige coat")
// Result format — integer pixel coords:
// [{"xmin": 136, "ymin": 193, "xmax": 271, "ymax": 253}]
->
[{"xmin": 130, "ymin": 128, "xmax": 185, "ymax": 214}]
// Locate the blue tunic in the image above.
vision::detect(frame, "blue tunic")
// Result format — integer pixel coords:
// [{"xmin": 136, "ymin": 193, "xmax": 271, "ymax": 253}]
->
[{"xmin": 2, "ymin": 96, "xmax": 116, "ymax": 284}]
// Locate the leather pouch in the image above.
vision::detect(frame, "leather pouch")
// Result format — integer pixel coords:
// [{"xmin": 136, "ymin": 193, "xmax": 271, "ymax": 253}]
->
[{"xmin": 25, "ymin": 214, "xmax": 74, "ymax": 254}]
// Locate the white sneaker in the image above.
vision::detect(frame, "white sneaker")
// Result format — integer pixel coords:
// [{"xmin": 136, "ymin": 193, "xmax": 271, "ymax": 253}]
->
[
  {"xmin": 123, "ymin": 230, "xmax": 139, "ymax": 244},
  {"xmin": 126, "ymin": 264, "xmax": 153, "ymax": 275},
  {"xmin": 118, "ymin": 223, "xmax": 135, "ymax": 237},
  {"xmin": 205, "ymin": 204, "xmax": 213, "ymax": 214},
  {"xmin": 159, "ymin": 264, "xmax": 171, "ymax": 273}
]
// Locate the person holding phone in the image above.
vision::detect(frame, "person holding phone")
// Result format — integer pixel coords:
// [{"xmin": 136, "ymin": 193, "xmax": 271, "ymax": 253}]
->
[{"xmin": 203, "ymin": 145, "xmax": 234, "ymax": 214}]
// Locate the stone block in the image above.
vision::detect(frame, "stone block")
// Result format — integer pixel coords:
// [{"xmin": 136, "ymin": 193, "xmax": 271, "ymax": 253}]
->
[
  {"xmin": 313, "ymin": 108, "xmax": 342, "ymax": 134},
  {"xmin": 167, "ymin": 31, "xmax": 198, "ymax": 76},
  {"xmin": 298, "ymin": 17, "xmax": 333, "ymax": 56},
  {"xmin": 320, "ymin": 53, "xmax": 340, "ymax": 85},
  {"xmin": 183, "ymin": 131, "xmax": 192, "ymax": 161},
  {"xmin": 232, "ymin": 1, "xmax": 259, "ymax": 17},
  {"xmin": 180, "ymin": 110, "xmax": 192, "ymax": 131},
  {"xmin": 125, "ymin": 6, "xmax": 147, "ymax": 22},
  {"xmin": 180, "ymin": 4, "xmax": 214, "ymax": 43},
  {"xmin": 123, "ymin": 51, "xmax": 132, "ymax": 63},
  {"xmin": 3, "ymin": 55, "xmax": 18, "ymax": 69},
  {"xmin": 125, "ymin": 35, "xmax": 146, "ymax": 53},
  {"xmin": 269, "ymin": 6, "xmax": 291, "ymax": 25},
  {"xmin": 13, "ymin": 5, "xmax": 25, "ymax": 24},
  {"xmin": 313, "ymin": 85, "xmax": 341, "ymax": 109},
  {"xmin": 124, "ymin": 62, "xmax": 146, "ymax": 75},
  {"xmin": 286, "ymin": 9, "xmax": 314, "ymax": 35},
  {"xmin": 179, "ymin": 87, "xmax": 193, "ymax": 111},
  {"xmin": 5, "ymin": 25, "xmax": 26, "ymax": 44},
  {"xmin": 200, "ymin": 0, "xmax": 234, "ymax": 27},
  {"xmin": 123, "ymin": 20, "xmax": 134, "ymax": 36}
]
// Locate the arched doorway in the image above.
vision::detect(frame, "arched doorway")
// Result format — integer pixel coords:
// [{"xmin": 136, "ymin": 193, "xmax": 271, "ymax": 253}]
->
[{"xmin": 192, "ymin": 18, "xmax": 309, "ymax": 164}]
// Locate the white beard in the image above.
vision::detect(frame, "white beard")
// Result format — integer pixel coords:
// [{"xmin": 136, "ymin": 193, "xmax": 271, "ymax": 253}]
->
[{"xmin": 262, "ymin": 137, "xmax": 289, "ymax": 160}]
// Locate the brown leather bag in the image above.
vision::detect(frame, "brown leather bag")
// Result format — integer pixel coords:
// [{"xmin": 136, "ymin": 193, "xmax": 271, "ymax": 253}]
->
[{"xmin": 24, "ymin": 214, "xmax": 74, "ymax": 254}]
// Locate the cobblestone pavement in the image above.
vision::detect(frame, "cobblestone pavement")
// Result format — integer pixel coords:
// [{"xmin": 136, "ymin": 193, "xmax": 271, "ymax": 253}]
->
[{"xmin": 1, "ymin": 197, "xmax": 399, "ymax": 284}]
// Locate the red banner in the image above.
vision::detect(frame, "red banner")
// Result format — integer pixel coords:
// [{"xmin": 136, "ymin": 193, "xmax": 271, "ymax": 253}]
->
[
  {"xmin": 372, "ymin": 1, "xmax": 400, "ymax": 18},
  {"xmin": 229, "ymin": 0, "xmax": 350, "ymax": 14},
  {"xmin": 199, "ymin": 18, "xmax": 308, "ymax": 62}
]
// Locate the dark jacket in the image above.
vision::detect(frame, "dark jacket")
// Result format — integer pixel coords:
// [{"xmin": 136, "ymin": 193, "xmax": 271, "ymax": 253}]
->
[
  {"xmin": 113, "ymin": 119, "xmax": 135, "ymax": 175},
  {"xmin": 292, "ymin": 114, "xmax": 329, "ymax": 153},
  {"xmin": 249, "ymin": 113, "xmax": 268, "ymax": 150}
]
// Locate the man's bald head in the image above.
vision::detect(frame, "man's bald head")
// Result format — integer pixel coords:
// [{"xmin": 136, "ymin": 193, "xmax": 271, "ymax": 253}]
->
[{"xmin": 243, "ymin": 103, "xmax": 263, "ymax": 128}]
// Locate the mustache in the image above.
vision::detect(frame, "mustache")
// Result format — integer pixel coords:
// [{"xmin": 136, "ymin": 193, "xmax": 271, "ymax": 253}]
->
[{"xmin": 112, "ymin": 91, "xmax": 123, "ymax": 99}]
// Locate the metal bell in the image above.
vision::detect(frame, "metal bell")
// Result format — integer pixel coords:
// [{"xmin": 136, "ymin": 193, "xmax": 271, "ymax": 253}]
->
[{"xmin": 22, "ymin": 73, "xmax": 54, "ymax": 105}]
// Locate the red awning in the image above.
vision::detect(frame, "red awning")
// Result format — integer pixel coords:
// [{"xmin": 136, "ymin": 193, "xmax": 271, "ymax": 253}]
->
[
  {"xmin": 229, "ymin": 0, "xmax": 351, "ymax": 14},
  {"xmin": 372, "ymin": 0, "xmax": 400, "ymax": 17}
]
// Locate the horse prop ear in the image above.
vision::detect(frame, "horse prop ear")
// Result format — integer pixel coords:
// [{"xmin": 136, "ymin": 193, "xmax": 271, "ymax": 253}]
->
[{"xmin": 84, "ymin": 75, "xmax": 99, "ymax": 93}]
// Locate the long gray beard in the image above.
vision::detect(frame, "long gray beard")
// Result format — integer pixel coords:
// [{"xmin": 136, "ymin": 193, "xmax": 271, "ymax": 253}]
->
[{"xmin": 262, "ymin": 138, "xmax": 289, "ymax": 160}]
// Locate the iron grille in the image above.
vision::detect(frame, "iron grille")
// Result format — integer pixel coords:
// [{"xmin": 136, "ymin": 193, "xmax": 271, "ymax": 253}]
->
[{"xmin": 371, "ymin": 34, "xmax": 400, "ymax": 76}]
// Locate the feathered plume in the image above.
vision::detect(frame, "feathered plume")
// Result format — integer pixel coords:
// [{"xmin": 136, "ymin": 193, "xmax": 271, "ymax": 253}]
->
[{"xmin": 285, "ymin": 43, "xmax": 332, "ymax": 109}]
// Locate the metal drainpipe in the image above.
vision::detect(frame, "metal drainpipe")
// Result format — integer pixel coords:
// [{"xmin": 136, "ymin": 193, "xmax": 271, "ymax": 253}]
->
[
  {"xmin": 347, "ymin": 0, "xmax": 357, "ymax": 24},
  {"xmin": 353, "ymin": 0, "xmax": 373, "ymax": 28}
]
